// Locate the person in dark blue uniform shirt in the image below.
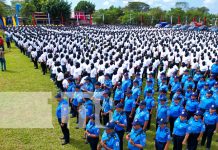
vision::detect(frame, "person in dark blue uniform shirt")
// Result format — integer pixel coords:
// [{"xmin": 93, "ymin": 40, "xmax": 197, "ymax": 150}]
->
[
  {"xmin": 182, "ymin": 110, "xmax": 205, "ymax": 150},
  {"xmin": 201, "ymin": 105, "xmax": 218, "ymax": 149},
  {"xmin": 126, "ymin": 119, "xmax": 146, "ymax": 150},
  {"xmin": 124, "ymin": 90, "xmax": 136, "ymax": 132},
  {"xmin": 98, "ymin": 121, "xmax": 120, "ymax": 150},
  {"xmin": 112, "ymin": 103, "xmax": 127, "ymax": 150},
  {"xmin": 155, "ymin": 118, "xmax": 171, "ymax": 150},
  {"xmin": 55, "ymin": 93, "xmax": 70, "ymax": 145},
  {"xmin": 173, "ymin": 111, "xmax": 188, "ymax": 150},
  {"xmin": 169, "ymin": 96, "xmax": 184, "ymax": 135},
  {"xmin": 144, "ymin": 89, "xmax": 155, "ymax": 130},
  {"xmin": 85, "ymin": 114, "xmax": 100, "ymax": 150}
]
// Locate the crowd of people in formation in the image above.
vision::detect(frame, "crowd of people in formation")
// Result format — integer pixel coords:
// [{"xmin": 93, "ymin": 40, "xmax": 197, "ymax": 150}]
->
[{"xmin": 5, "ymin": 25, "xmax": 218, "ymax": 149}]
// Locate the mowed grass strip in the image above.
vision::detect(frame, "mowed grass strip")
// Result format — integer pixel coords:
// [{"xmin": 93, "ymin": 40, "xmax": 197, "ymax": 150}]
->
[{"xmin": 0, "ymin": 31, "xmax": 217, "ymax": 150}]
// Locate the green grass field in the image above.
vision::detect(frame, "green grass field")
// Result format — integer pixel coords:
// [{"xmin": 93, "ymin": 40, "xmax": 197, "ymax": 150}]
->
[{"xmin": 0, "ymin": 31, "xmax": 217, "ymax": 150}]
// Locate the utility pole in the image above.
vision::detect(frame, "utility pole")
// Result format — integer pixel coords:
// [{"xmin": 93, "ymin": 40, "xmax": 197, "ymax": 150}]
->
[
  {"xmin": 130, "ymin": 14, "xmax": 132, "ymax": 25},
  {"xmin": 102, "ymin": 14, "xmax": 105, "ymax": 24}
]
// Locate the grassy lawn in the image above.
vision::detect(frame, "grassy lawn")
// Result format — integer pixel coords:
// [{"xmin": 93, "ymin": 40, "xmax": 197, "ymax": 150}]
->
[{"xmin": 0, "ymin": 31, "xmax": 217, "ymax": 150}]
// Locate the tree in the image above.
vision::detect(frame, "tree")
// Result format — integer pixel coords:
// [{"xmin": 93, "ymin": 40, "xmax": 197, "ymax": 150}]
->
[
  {"xmin": 147, "ymin": 7, "xmax": 165, "ymax": 24},
  {"xmin": 31, "ymin": 0, "xmax": 46, "ymax": 12},
  {"xmin": 166, "ymin": 8, "xmax": 185, "ymax": 24},
  {"xmin": 124, "ymin": 2, "xmax": 150, "ymax": 12},
  {"xmin": 43, "ymin": 0, "xmax": 71, "ymax": 22},
  {"xmin": 74, "ymin": 1, "xmax": 95, "ymax": 14}
]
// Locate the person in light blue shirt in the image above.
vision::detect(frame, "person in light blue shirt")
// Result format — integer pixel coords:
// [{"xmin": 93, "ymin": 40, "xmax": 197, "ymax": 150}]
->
[
  {"xmin": 211, "ymin": 82, "xmax": 218, "ymax": 94},
  {"xmin": 197, "ymin": 76, "xmax": 206, "ymax": 93},
  {"xmin": 113, "ymin": 82, "xmax": 125, "ymax": 106},
  {"xmin": 183, "ymin": 76, "xmax": 195, "ymax": 92},
  {"xmin": 199, "ymin": 90, "xmax": 215, "ymax": 113},
  {"xmin": 134, "ymin": 101, "xmax": 149, "ymax": 131},
  {"xmin": 157, "ymin": 89, "xmax": 168, "ymax": 104},
  {"xmin": 112, "ymin": 103, "xmax": 127, "ymax": 150},
  {"xmin": 121, "ymin": 73, "xmax": 132, "ymax": 92},
  {"xmin": 99, "ymin": 122, "xmax": 120, "ymax": 150},
  {"xmin": 181, "ymin": 69, "xmax": 189, "ymax": 88},
  {"xmin": 184, "ymin": 85, "xmax": 193, "ymax": 106},
  {"xmin": 211, "ymin": 60, "xmax": 218, "ymax": 79},
  {"xmin": 173, "ymin": 111, "xmax": 188, "ymax": 150},
  {"xmin": 85, "ymin": 114, "xmax": 100, "ymax": 150},
  {"xmin": 201, "ymin": 105, "xmax": 218, "ymax": 149},
  {"xmin": 55, "ymin": 93, "xmax": 70, "ymax": 145},
  {"xmin": 156, "ymin": 98, "xmax": 169, "ymax": 130},
  {"xmin": 72, "ymin": 85, "xmax": 83, "ymax": 122},
  {"xmin": 199, "ymin": 83, "xmax": 209, "ymax": 99},
  {"xmin": 170, "ymin": 76, "xmax": 181, "ymax": 99},
  {"xmin": 81, "ymin": 77, "xmax": 94, "ymax": 98},
  {"xmin": 213, "ymin": 90, "xmax": 218, "ymax": 109},
  {"xmin": 172, "ymin": 89, "xmax": 184, "ymax": 106},
  {"xmin": 183, "ymin": 110, "xmax": 205, "ymax": 150},
  {"xmin": 169, "ymin": 96, "xmax": 184, "ymax": 135},
  {"xmin": 147, "ymin": 73, "xmax": 155, "ymax": 87},
  {"xmin": 155, "ymin": 118, "xmax": 171, "ymax": 150},
  {"xmin": 185, "ymin": 92, "xmax": 199, "ymax": 120},
  {"xmin": 206, "ymin": 74, "xmax": 216, "ymax": 89},
  {"xmin": 131, "ymin": 80, "xmax": 141, "ymax": 103},
  {"xmin": 92, "ymin": 82, "xmax": 103, "ymax": 101},
  {"xmin": 144, "ymin": 90, "xmax": 155, "ymax": 130},
  {"xmin": 159, "ymin": 77, "xmax": 168, "ymax": 93},
  {"xmin": 101, "ymin": 91, "xmax": 113, "ymax": 125},
  {"xmin": 134, "ymin": 72, "xmax": 142, "ymax": 87},
  {"xmin": 84, "ymin": 97, "xmax": 93, "ymax": 124},
  {"xmin": 143, "ymin": 79, "xmax": 155, "ymax": 98},
  {"xmin": 103, "ymin": 73, "xmax": 113, "ymax": 91},
  {"xmin": 124, "ymin": 90, "xmax": 136, "ymax": 132},
  {"xmin": 126, "ymin": 119, "xmax": 146, "ymax": 150},
  {"xmin": 193, "ymin": 71, "xmax": 202, "ymax": 86}
]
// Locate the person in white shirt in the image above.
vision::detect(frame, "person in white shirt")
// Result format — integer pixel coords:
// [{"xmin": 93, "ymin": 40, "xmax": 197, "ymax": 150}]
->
[{"xmin": 56, "ymin": 68, "xmax": 64, "ymax": 91}]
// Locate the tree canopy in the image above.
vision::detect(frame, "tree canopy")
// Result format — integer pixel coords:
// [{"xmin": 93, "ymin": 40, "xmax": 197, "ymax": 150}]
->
[
  {"xmin": 124, "ymin": 2, "xmax": 150, "ymax": 12},
  {"xmin": 74, "ymin": 1, "xmax": 95, "ymax": 14}
]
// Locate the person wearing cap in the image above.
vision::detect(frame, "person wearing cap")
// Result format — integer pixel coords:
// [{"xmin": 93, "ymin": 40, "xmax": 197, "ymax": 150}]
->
[
  {"xmin": 213, "ymin": 90, "xmax": 218, "ymax": 113},
  {"xmin": 85, "ymin": 114, "xmax": 100, "ymax": 150},
  {"xmin": 72, "ymin": 85, "xmax": 83, "ymax": 121},
  {"xmin": 124, "ymin": 90, "xmax": 136, "ymax": 132},
  {"xmin": 169, "ymin": 96, "xmax": 184, "ymax": 136},
  {"xmin": 81, "ymin": 77, "xmax": 94, "ymax": 93},
  {"xmin": 158, "ymin": 77, "xmax": 168, "ymax": 93},
  {"xmin": 185, "ymin": 92, "xmax": 199, "ymax": 120},
  {"xmin": 98, "ymin": 121, "xmax": 120, "ymax": 150},
  {"xmin": 206, "ymin": 74, "xmax": 216, "ymax": 89},
  {"xmin": 197, "ymin": 76, "xmax": 206, "ymax": 94},
  {"xmin": 199, "ymin": 83, "xmax": 210, "ymax": 99},
  {"xmin": 183, "ymin": 76, "xmax": 195, "ymax": 92},
  {"xmin": 183, "ymin": 110, "xmax": 205, "ymax": 150},
  {"xmin": 126, "ymin": 119, "xmax": 146, "ymax": 150},
  {"xmin": 173, "ymin": 111, "xmax": 188, "ymax": 150},
  {"xmin": 143, "ymin": 79, "xmax": 154, "ymax": 98},
  {"xmin": 144, "ymin": 90, "xmax": 155, "ymax": 130},
  {"xmin": 172, "ymin": 89, "xmax": 184, "ymax": 106},
  {"xmin": 199, "ymin": 90, "xmax": 215, "ymax": 113},
  {"xmin": 193, "ymin": 71, "xmax": 202, "ymax": 88},
  {"xmin": 170, "ymin": 76, "xmax": 181, "ymax": 100},
  {"xmin": 101, "ymin": 91, "xmax": 113, "ymax": 125},
  {"xmin": 121, "ymin": 73, "xmax": 132, "ymax": 93},
  {"xmin": 55, "ymin": 93, "xmax": 70, "ymax": 145},
  {"xmin": 134, "ymin": 73, "xmax": 142, "ymax": 88},
  {"xmin": 211, "ymin": 82, "xmax": 218, "ymax": 94},
  {"xmin": 157, "ymin": 89, "xmax": 168, "ymax": 104},
  {"xmin": 147, "ymin": 73, "xmax": 155, "ymax": 87},
  {"xmin": 211, "ymin": 60, "xmax": 218, "ymax": 80},
  {"xmin": 134, "ymin": 101, "xmax": 149, "ymax": 131},
  {"xmin": 181, "ymin": 70, "xmax": 189, "ymax": 88},
  {"xmin": 92, "ymin": 82, "xmax": 104, "ymax": 102},
  {"xmin": 112, "ymin": 103, "xmax": 127, "ymax": 150},
  {"xmin": 83, "ymin": 97, "xmax": 94, "ymax": 124},
  {"xmin": 156, "ymin": 98, "xmax": 169, "ymax": 130},
  {"xmin": 131, "ymin": 80, "xmax": 141, "ymax": 103},
  {"xmin": 155, "ymin": 118, "xmax": 171, "ymax": 150},
  {"xmin": 201, "ymin": 105, "xmax": 218, "ymax": 149},
  {"xmin": 103, "ymin": 74, "xmax": 113, "ymax": 92},
  {"xmin": 113, "ymin": 82, "xmax": 124, "ymax": 106}
]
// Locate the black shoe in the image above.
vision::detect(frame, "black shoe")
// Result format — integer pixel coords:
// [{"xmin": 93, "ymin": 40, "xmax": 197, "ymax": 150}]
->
[{"xmin": 62, "ymin": 142, "xmax": 69, "ymax": 145}]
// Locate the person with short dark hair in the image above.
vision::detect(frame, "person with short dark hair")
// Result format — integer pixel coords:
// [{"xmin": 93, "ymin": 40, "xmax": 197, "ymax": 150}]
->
[{"xmin": 0, "ymin": 47, "xmax": 6, "ymax": 71}]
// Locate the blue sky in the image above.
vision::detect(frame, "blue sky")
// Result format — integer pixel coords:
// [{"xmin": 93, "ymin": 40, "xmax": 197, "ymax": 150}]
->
[{"xmin": 5, "ymin": 0, "xmax": 218, "ymax": 14}]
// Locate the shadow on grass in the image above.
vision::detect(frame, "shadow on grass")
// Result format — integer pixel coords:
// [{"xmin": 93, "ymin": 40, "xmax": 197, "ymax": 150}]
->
[{"xmin": 4, "ymin": 70, "xmax": 17, "ymax": 73}]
